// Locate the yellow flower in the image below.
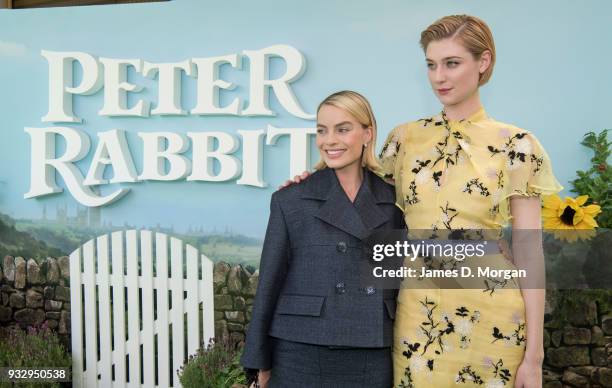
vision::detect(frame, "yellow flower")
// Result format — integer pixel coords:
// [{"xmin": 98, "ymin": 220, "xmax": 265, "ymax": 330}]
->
[{"xmin": 542, "ymin": 194, "xmax": 602, "ymax": 242}]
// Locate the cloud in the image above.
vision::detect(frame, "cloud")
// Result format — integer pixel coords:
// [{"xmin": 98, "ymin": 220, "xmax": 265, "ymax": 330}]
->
[{"xmin": 0, "ymin": 40, "xmax": 28, "ymax": 57}]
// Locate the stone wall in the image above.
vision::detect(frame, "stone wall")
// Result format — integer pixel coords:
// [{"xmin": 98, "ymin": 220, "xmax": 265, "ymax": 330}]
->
[
  {"xmin": 212, "ymin": 261, "xmax": 258, "ymax": 346},
  {"xmin": 0, "ymin": 255, "xmax": 72, "ymax": 347},
  {"xmin": 0, "ymin": 256, "xmax": 259, "ymax": 352},
  {"xmin": 543, "ymin": 296, "xmax": 612, "ymax": 387}
]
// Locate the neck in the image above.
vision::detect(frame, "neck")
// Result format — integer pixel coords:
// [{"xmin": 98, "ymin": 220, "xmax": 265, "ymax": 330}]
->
[
  {"xmin": 334, "ymin": 163, "xmax": 364, "ymax": 202},
  {"xmin": 444, "ymin": 90, "xmax": 482, "ymax": 121}
]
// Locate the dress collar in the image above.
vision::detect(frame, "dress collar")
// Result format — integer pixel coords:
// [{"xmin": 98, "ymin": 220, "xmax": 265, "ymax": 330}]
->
[{"xmin": 441, "ymin": 107, "xmax": 488, "ymax": 126}]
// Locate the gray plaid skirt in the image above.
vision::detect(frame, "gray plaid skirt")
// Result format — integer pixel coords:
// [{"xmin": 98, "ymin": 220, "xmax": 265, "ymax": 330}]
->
[{"xmin": 268, "ymin": 337, "xmax": 392, "ymax": 388}]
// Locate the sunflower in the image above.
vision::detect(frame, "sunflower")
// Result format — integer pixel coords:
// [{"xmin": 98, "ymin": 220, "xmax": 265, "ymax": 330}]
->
[{"xmin": 542, "ymin": 194, "xmax": 602, "ymax": 242}]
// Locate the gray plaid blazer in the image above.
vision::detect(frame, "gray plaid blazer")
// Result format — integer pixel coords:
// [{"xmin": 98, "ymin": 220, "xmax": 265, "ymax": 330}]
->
[{"xmin": 241, "ymin": 167, "xmax": 405, "ymax": 370}]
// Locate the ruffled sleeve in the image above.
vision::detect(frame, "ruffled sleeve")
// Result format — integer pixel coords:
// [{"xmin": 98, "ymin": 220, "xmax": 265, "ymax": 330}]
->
[
  {"xmin": 376, "ymin": 125, "xmax": 408, "ymax": 212},
  {"xmin": 499, "ymin": 131, "xmax": 563, "ymax": 222},
  {"xmin": 376, "ymin": 125, "xmax": 403, "ymax": 183}
]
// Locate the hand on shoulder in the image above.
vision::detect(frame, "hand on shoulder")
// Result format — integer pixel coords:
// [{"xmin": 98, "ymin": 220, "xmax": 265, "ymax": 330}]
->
[{"xmin": 278, "ymin": 170, "xmax": 311, "ymax": 190}]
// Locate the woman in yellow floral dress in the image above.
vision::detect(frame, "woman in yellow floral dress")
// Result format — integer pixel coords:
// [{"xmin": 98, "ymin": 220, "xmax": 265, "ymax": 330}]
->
[{"xmin": 378, "ymin": 15, "xmax": 563, "ymax": 388}]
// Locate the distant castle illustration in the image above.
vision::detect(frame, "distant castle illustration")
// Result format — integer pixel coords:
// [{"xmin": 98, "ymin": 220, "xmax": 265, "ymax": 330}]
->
[
  {"xmin": 186, "ymin": 225, "xmax": 235, "ymax": 237},
  {"xmin": 39, "ymin": 186, "xmax": 102, "ymax": 228},
  {"xmin": 42, "ymin": 203, "xmax": 102, "ymax": 229}
]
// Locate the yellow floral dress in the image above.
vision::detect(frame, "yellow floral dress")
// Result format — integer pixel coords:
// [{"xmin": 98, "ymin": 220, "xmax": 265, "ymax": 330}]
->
[{"xmin": 377, "ymin": 108, "xmax": 562, "ymax": 387}]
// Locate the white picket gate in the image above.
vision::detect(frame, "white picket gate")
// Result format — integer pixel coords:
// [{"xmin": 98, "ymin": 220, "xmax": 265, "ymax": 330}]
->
[{"xmin": 69, "ymin": 230, "xmax": 215, "ymax": 388}]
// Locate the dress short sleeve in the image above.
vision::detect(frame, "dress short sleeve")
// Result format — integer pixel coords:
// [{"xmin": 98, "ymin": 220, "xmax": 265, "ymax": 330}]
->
[
  {"xmin": 499, "ymin": 132, "xmax": 563, "ymax": 222},
  {"xmin": 376, "ymin": 126, "xmax": 403, "ymax": 182},
  {"xmin": 376, "ymin": 125, "xmax": 410, "ymax": 213}
]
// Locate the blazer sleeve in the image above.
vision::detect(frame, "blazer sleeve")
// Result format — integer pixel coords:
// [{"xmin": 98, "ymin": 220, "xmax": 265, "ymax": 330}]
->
[{"xmin": 240, "ymin": 192, "xmax": 290, "ymax": 370}]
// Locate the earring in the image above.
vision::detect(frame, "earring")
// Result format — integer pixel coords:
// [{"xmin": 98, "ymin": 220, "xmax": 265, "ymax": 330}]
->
[{"xmin": 364, "ymin": 143, "xmax": 368, "ymax": 148}]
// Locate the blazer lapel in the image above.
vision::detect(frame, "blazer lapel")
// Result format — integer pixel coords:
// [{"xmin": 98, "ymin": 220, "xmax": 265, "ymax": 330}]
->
[
  {"xmin": 354, "ymin": 169, "xmax": 393, "ymax": 231},
  {"xmin": 315, "ymin": 182, "xmax": 370, "ymax": 240},
  {"xmin": 301, "ymin": 168, "xmax": 392, "ymax": 240}
]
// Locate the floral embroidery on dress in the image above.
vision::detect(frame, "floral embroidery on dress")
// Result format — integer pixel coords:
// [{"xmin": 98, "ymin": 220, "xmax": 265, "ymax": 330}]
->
[
  {"xmin": 418, "ymin": 117, "xmax": 444, "ymax": 128},
  {"xmin": 378, "ymin": 128, "xmax": 403, "ymax": 182},
  {"xmin": 399, "ymin": 297, "xmax": 483, "ymax": 386},
  {"xmin": 380, "ymin": 135, "xmax": 401, "ymax": 159},
  {"xmin": 489, "ymin": 171, "xmax": 505, "ymax": 219},
  {"xmin": 432, "ymin": 170, "xmax": 444, "ymax": 191},
  {"xmin": 406, "ymin": 181, "xmax": 419, "ymax": 205},
  {"xmin": 463, "ymin": 178, "xmax": 491, "ymax": 196},
  {"xmin": 433, "ymin": 134, "xmax": 462, "ymax": 168},
  {"xmin": 455, "ymin": 365, "xmax": 484, "ymax": 384},
  {"xmin": 439, "ymin": 202, "xmax": 458, "ymax": 229},
  {"xmin": 491, "ymin": 314, "xmax": 526, "ymax": 347},
  {"xmin": 486, "ymin": 132, "xmax": 546, "ymax": 181},
  {"xmin": 455, "ymin": 358, "xmax": 512, "ymax": 387},
  {"xmin": 412, "ymin": 159, "xmax": 433, "ymax": 186},
  {"xmin": 487, "ymin": 132, "xmax": 529, "ymax": 162},
  {"xmin": 455, "ymin": 357, "xmax": 512, "ymax": 388},
  {"xmin": 530, "ymin": 154, "xmax": 544, "ymax": 174},
  {"xmin": 483, "ymin": 277, "xmax": 511, "ymax": 296},
  {"xmin": 398, "ymin": 367, "xmax": 415, "ymax": 388},
  {"xmin": 455, "ymin": 306, "xmax": 481, "ymax": 349},
  {"xmin": 399, "ymin": 341, "xmax": 429, "ymax": 388}
]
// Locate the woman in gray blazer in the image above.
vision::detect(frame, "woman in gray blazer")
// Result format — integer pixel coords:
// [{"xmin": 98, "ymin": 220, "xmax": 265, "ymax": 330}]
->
[{"xmin": 241, "ymin": 91, "xmax": 405, "ymax": 387}]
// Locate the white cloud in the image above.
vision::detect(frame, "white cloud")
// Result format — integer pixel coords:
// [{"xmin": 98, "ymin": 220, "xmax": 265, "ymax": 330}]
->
[{"xmin": 0, "ymin": 40, "xmax": 28, "ymax": 57}]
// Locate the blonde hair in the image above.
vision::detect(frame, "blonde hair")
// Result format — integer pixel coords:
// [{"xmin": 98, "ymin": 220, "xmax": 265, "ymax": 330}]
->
[
  {"xmin": 314, "ymin": 90, "xmax": 381, "ymax": 171},
  {"xmin": 420, "ymin": 14, "xmax": 496, "ymax": 85}
]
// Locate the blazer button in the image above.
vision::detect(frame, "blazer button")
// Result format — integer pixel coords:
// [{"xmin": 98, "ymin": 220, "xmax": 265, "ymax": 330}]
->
[
  {"xmin": 335, "ymin": 282, "xmax": 346, "ymax": 294},
  {"xmin": 336, "ymin": 241, "xmax": 347, "ymax": 253},
  {"xmin": 365, "ymin": 286, "xmax": 376, "ymax": 296}
]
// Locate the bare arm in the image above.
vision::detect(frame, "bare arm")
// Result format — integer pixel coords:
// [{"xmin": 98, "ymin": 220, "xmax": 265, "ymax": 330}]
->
[{"xmin": 510, "ymin": 196, "xmax": 544, "ymax": 387}]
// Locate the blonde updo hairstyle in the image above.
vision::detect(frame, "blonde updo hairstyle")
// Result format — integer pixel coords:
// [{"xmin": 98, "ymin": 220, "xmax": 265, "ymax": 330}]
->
[
  {"xmin": 314, "ymin": 90, "xmax": 381, "ymax": 171},
  {"xmin": 420, "ymin": 14, "xmax": 496, "ymax": 85}
]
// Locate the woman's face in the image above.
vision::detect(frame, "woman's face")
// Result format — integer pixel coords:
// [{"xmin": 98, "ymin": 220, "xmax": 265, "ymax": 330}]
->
[
  {"xmin": 425, "ymin": 38, "xmax": 489, "ymax": 108},
  {"xmin": 316, "ymin": 104, "xmax": 372, "ymax": 172}
]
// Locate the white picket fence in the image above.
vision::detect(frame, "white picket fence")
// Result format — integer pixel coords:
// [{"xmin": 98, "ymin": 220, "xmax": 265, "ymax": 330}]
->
[{"xmin": 69, "ymin": 230, "xmax": 215, "ymax": 388}]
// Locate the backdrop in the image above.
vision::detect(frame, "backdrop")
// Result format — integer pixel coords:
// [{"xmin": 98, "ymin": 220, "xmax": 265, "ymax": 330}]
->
[{"xmin": 1, "ymin": 0, "xmax": 610, "ymax": 267}]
